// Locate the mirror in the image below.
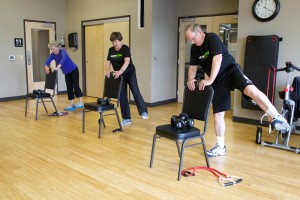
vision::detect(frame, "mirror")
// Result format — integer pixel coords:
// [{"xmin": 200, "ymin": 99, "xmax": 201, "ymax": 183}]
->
[
  {"xmin": 219, "ymin": 23, "xmax": 238, "ymax": 59},
  {"xmin": 31, "ymin": 29, "xmax": 49, "ymax": 82}
]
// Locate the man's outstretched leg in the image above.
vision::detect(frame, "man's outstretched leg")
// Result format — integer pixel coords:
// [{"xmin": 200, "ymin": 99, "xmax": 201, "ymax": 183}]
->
[{"xmin": 243, "ymin": 85, "xmax": 290, "ymax": 132}]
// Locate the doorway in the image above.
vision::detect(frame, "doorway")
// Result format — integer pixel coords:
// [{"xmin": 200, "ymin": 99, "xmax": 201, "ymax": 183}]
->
[
  {"xmin": 24, "ymin": 20, "xmax": 56, "ymax": 93},
  {"xmin": 82, "ymin": 16, "xmax": 130, "ymax": 98},
  {"xmin": 177, "ymin": 15, "xmax": 238, "ymax": 104}
]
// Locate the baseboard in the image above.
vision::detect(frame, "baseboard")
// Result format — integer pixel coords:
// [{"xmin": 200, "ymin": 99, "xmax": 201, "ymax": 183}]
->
[
  {"xmin": 57, "ymin": 91, "xmax": 67, "ymax": 95},
  {"xmin": 0, "ymin": 95, "xmax": 25, "ymax": 102},
  {"xmin": 129, "ymin": 98, "xmax": 177, "ymax": 107}
]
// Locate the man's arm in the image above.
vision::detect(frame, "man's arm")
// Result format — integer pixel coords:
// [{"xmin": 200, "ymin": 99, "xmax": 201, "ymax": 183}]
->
[
  {"xmin": 187, "ymin": 65, "xmax": 198, "ymax": 90},
  {"xmin": 198, "ymin": 54, "xmax": 222, "ymax": 90}
]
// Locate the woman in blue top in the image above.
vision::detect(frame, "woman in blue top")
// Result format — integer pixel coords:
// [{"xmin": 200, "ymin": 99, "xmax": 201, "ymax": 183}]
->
[
  {"xmin": 106, "ymin": 32, "xmax": 149, "ymax": 126},
  {"xmin": 44, "ymin": 41, "xmax": 83, "ymax": 111}
]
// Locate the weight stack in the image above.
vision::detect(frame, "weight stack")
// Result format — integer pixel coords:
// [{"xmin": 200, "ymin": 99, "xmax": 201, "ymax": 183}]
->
[{"xmin": 241, "ymin": 35, "xmax": 280, "ymax": 110}]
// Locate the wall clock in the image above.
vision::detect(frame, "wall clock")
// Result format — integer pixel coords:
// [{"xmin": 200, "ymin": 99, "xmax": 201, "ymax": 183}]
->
[{"xmin": 252, "ymin": 0, "xmax": 280, "ymax": 22}]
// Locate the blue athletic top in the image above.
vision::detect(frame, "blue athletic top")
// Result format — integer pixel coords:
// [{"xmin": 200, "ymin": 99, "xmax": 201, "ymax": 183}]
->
[{"xmin": 45, "ymin": 49, "xmax": 77, "ymax": 75}]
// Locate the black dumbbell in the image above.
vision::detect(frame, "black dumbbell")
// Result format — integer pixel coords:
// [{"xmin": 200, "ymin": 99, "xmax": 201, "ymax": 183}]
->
[
  {"xmin": 171, "ymin": 113, "xmax": 194, "ymax": 130},
  {"xmin": 33, "ymin": 89, "xmax": 44, "ymax": 95},
  {"xmin": 97, "ymin": 97, "xmax": 111, "ymax": 105}
]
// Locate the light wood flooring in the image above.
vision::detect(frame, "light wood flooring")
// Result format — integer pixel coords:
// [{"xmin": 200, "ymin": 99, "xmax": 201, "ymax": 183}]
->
[{"xmin": 0, "ymin": 95, "xmax": 300, "ymax": 200}]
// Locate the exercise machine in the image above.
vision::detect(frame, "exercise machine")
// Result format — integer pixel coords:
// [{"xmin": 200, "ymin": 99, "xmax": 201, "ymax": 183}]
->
[{"xmin": 261, "ymin": 61, "xmax": 300, "ymax": 153}]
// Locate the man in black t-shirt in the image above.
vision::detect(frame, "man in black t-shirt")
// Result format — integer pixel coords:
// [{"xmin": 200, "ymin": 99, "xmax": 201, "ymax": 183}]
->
[{"xmin": 184, "ymin": 23, "xmax": 290, "ymax": 157}]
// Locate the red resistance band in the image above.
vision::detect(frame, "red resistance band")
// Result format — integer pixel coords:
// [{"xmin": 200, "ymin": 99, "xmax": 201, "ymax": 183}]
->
[
  {"xmin": 181, "ymin": 166, "xmax": 243, "ymax": 187},
  {"xmin": 267, "ymin": 65, "xmax": 277, "ymax": 105}
]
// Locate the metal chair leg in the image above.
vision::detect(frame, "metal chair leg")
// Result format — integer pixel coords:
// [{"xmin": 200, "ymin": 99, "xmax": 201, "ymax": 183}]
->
[
  {"xmin": 35, "ymin": 99, "xmax": 39, "ymax": 120},
  {"xmin": 98, "ymin": 112, "xmax": 104, "ymax": 138},
  {"xmin": 115, "ymin": 109, "xmax": 123, "ymax": 131},
  {"xmin": 41, "ymin": 98, "xmax": 48, "ymax": 113},
  {"xmin": 150, "ymin": 134, "xmax": 157, "ymax": 168},
  {"xmin": 82, "ymin": 108, "xmax": 85, "ymax": 133},
  {"xmin": 50, "ymin": 97, "xmax": 58, "ymax": 114},
  {"xmin": 178, "ymin": 139, "xmax": 187, "ymax": 181},
  {"xmin": 25, "ymin": 97, "xmax": 28, "ymax": 117},
  {"xmin": 202, "ymin": 138, "xmax": 210, "ymax": 168},
  {"xmin": 176, "ymin": 140, "xmax": 181, "ymax": 156}
]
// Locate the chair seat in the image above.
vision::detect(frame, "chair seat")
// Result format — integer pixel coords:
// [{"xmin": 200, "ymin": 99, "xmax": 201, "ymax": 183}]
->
[
  {"xmin": 156, "ymin": 124, "xmax": 200, "ymax": 140},
  {"xmin": 27, "ymin": 93, "xmax": 51, "ymax": 98},
  {"xmin": 84, "ymin": 102, "xmax": 115, "ymax": 112}
]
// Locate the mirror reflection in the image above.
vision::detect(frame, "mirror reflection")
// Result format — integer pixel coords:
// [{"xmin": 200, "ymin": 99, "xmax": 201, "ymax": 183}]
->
[
  {"xmin": 219, "ymin": 23, "xmax": 238, "ymax": 59},
  {"xmin": 31, "ymin": 29, "xmax": 49, "ymax": 82}
]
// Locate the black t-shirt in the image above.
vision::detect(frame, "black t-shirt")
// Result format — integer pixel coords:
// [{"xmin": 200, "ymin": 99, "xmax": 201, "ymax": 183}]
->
[
  {"xmin": 107, "ymin": 44, "xmax": 135, "ymax": 75},
  {"xmin": 190, "ymin": 32, "xmax": 238, "ymax": 86}
]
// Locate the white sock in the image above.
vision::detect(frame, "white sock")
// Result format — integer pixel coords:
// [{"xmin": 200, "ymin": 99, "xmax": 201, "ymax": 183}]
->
[
  {"xmin": 216, "ymin": 136, "xmax": 225, "ymax": 148},
  {"xmin": 266, "ymin": 107, "xmax": 280, "ymax": 119}
]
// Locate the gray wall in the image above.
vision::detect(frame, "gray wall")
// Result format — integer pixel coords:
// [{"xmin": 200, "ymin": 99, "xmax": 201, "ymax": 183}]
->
[
  {"xmin": 151, "ymin": 0, "xmax": 177, "ymax": 103},
  {"xmin": 235, "ymin": 0, "xmax": 300, "ymax": 122},
  {"xmin": 0, "ymin": 0, "xmax": 65, "ymax": 99},
  {"xmin": 177, "ymin": 0, "xmax": 239, "ymax": 16}
]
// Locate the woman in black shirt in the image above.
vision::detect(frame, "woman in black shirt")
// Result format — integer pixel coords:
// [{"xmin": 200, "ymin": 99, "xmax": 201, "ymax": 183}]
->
[{"xmin": 105, "ymin": 32, "xmax": 149, "ymax": 125}]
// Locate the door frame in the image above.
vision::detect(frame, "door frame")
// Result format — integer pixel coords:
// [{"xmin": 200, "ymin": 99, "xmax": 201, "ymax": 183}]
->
[
  {"xmin": 177, "ymin": 12, "xmax": 238, "ymax": 102},
  {"xmin": 81, "ymin": 15, "xmax": 131, "ymax": 96},
  {"xmin": 23, "ymin": 19, "xmax": 57, "ymax": 93}
]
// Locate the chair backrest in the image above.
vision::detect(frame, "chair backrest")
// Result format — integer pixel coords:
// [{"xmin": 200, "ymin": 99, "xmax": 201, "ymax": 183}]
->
[
  {"xmin": 44, "ymin": 70, "xmax": 57, "ymax": 96},
  {"xmin": 182, "ymin": 85, "xmax": 214, "ymax": 123},
  {"xmin": 103, "ymin": 73, "xmax": 123, "ymax": 106}
]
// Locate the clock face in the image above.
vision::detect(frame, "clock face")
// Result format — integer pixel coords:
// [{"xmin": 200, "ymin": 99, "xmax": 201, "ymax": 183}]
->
[{"xmin": 252, "ymin": 0, "xmax": 280, "ymax": 22}]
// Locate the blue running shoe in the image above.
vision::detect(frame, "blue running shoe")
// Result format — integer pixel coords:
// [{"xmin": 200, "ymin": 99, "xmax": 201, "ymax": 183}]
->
[
  {"xmin": 64, "ymin": 105, "xmax": 75, "ymax": 111},
  {"xmin": 74, "ymin": 102, "xmax": 84, "ymax": 109}
]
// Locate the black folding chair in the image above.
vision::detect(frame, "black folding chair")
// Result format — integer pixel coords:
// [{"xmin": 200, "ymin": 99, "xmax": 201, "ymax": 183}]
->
[
  {"xmin": 25, "ymin": 70, "xmax": 58, "ymax": 120},
  {"xmin": 150, "ymin": 85, "xmax": 214, "ymax": 181},
  {"xmin": 82, "ymin": 73, "xmax": 123, "ymax": 138}
]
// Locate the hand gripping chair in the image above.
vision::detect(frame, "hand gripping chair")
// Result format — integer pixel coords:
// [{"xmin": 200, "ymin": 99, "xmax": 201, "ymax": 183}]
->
[
  {"xmin": 150, "ymin": 85, "xmax": 214, "ymax": 181},
  {"xmin": 25, "ymin": 70, "xmax": 59, "ymax": 120},
  {"xmin": 82, "ymin": 73, "xmax": 123, "ymax": 138}
]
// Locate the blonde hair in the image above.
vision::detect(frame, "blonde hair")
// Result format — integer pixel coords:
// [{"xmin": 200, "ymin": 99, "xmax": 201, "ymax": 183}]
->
[{"xmin": 48, "ymin": 40, "xmax": 60, "ymax": 48}]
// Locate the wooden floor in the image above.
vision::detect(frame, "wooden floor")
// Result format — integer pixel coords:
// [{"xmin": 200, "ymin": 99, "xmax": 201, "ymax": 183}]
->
[{"xmin": 1, "ymin": 95, "xmax": 300, "ymax": 200}]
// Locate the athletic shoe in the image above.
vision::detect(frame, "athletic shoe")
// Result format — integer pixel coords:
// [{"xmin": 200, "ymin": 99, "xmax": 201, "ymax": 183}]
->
[
  {"xmin": 74, "ymin": 102, "xmax": 84, "ymax": 109},
  {"xmin": 141, "ymin": 112, "xmax": 149, "ymax": 119},
  {"xmin": 64, "ymin": 105, "xmax": 75, "ymax": 111},
  {"xmin": 122, "ymin": 119, "xmax": 131, "ymax": 126},
  {"xmin": 207, "ymin": 144, "xmax": 226, "ymax": 157},
  {"xmin": 271, "ymin": 115, "xmax": 291, "ymax": 133}
]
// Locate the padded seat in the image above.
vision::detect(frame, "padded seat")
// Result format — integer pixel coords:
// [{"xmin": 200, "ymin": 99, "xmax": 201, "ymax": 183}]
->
[
  {"xmin": 155, "ymin": 125, "xmax": 200, "ymax": 140},
  {"xmin": 83, "ymin": 102, "xmax": 114, "ymax": 112},
  {"xmin": 26, "ymin": 93, "xmax": 51, "ymax": 98}
]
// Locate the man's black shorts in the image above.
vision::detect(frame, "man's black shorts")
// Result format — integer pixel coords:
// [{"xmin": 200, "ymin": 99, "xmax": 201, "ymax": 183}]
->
[{"xmin": 212, "ymin": 66, "xmax": 253, "ymax": 114}]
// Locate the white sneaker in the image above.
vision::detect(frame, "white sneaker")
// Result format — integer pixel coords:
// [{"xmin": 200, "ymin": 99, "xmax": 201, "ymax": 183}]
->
[
  {"xmin": 271, "ymin": 115, "xmax": 290, "ymax": 133},
  {"xmin": 141, "ymin": 112, "xmax": 149, "ymax": 119},
  {"xmin": 122, "ymin": 119, "xmax": 131, "ymax": 126},
  {"xmin": 207, "ymin": 144, "xmax": 226, "ymax": 157}
]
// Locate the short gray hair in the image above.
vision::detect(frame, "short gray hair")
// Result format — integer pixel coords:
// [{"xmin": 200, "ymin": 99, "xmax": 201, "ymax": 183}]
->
[{"xmin": 184, "ymin": 23, "xmax": 202, "ymax": 33}]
